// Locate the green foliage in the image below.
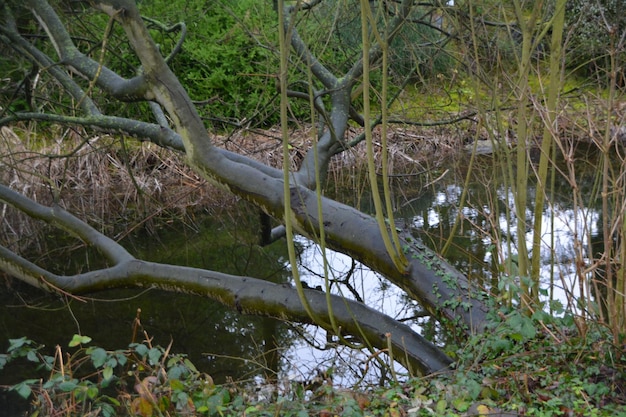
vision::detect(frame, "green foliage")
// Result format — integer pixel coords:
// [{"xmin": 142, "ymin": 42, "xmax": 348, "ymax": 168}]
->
[
  {"xmin": 0, "ymin": 333, "xmax": 222, "ymax": 416},
  {"xmin": 4, "ymin": 308, "xmax": 625, "ymax": 416},
  {"xmin": 298, "ymin": 1, "xmax": 453, "ymax": 82},
  {"xmin": 559, "ymin": 0, "xmax": 626, "ymax": 78},
  {"xmin": 138, "ymin": 0, "xmax": 281, "ymax": 127},
  {"xmin": 1, "ymin": 0, "xmax": 457, "ymax": 128},
  {"xmin": 0, "ymin": 0, "xmax": 282, "ymax": 127},
  {"xmin": 404, "ymin": 313, "xmax": 625, "ymax": 416},
  {"xmin": 0, "ymin": 332, "xmax": 400, "ymax": 416}
]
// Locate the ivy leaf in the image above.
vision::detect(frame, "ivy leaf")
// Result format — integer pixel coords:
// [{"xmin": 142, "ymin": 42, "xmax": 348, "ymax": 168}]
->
[
  {"xmin": 7, "ymin": 337, "xmax": 30, "ymax": 352},
  {"xmin": 26, "ymin": 350, "xmax": 39, "ymax": 363},
  {"xmin": 69, "ymin": 335, "xmax": 92, "ymax": 347},
  {"xmin": 12, "ymin": 381, "xmax": 36, "ymax": 399}
]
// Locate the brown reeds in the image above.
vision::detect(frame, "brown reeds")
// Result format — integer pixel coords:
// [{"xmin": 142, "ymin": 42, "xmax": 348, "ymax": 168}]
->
[
  {"xmin": 0, "ymin": 122, "xmax": 466, "ymax": 255},
  {"xmin": 0, "ymin": 124, "xmax": 219, "ymax": 253}
]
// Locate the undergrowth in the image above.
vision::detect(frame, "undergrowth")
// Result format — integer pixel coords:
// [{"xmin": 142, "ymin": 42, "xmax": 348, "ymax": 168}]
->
[{"xmin": 1, "ymin": 307, "xmax": 625, "ymax": 417}]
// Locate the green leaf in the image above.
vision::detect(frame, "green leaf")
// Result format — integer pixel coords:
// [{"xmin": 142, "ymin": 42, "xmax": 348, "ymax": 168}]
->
[
  {"xmin": 26, "ymin": 350, "xmax": 38, "ymax": 363},
  {"xmin": 492, "ymin": 338, "xmax": 513, "ymax": 353},
  {"xmin": 69, "ymin": 334, "xmax": 92, "ymax": 347},
  {"xmin": 86, "ymin": 385, "xmax": 99, "ymax": 399},
  {"xmin": 58, "ymin": 380, "xmax": 78, "ymax": 392},
  {"xmin": 453, "ymin": 397, "xmax": 470, "ymax": 412},
  {"xmin": 183, "ymin": 358, "xmax": 198, "ymax": 373},
  {"xmin": 100, "ymin": 395, "xmax": 121, "ymax": 406},
  {"xmin": 168, "ymin": 364, "xmax": 185, "ymax": 380},
  {"xmin": 466, "ymin": 378, "xmax": 482, "ymax": 400},
  {"xmin": 8, "ymin": 337, "xmax": 29, "ymax": 352},
  {"xmin": 11, "ymin": 379, "xmax": 37, "ymax": 399},
  {"xmin": 102, "ymin": 366, "xmax": 114, "ymax": 381},
  {"xmin": 175, "ymin": 391, "xmax": 189, "ymax": 407},
  {"xmin": 170, "ymin": 379, "xmax": 185, "ymax": 391},
  {"xmin": 436, "ymin": 399, "xmax": 448, "ymax": 413},
  {"xmin": 98, "ymin": 403, "xmax": 116, "ymax": 417},
  {"xmin": 115, "ymin": 353, "xmax": 128, "ymax": 367},
  {"xmin": 148, "ymin": 348, "xmax": 162, "ymax": 365},
  {"xmin": 90, "ymin": 347, "xmax": 107, "ymax": 368},
  {"xmin": 519, "ymin": 317, "xmax": 537, "ymax": 340},
  {"xmin": 132, "ymin": 343, "xmax": 149, "ymax": 357},
  {"xmin": 550, "ymin": 299, "xmax": 564, "ymax": 314}
]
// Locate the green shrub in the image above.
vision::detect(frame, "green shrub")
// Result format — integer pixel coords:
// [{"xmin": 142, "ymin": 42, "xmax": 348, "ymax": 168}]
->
[
  {"xmin": 297, "ymin": 1, "xmax": 453, "ymax": 82},
  {"xmin": 139, "ymin": 0, "xmax": 283, "ymax": 127},
  {"xmin": 560, "ymin": 0, "xmax": 625, "ymax": 80}
]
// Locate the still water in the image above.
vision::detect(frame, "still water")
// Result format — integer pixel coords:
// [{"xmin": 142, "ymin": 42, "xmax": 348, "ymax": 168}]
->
[{"xmin": 0, "ymin": 148, "xmax": 605, "ymax": 410}]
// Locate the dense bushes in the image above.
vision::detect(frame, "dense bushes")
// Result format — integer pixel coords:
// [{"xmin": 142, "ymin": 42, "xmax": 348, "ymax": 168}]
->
[
  {"xmin": 4, "ymin": 0, "xmax": 622, "ymax": 129},
  {"xmin": 296, "ymin": 1, "xmax": 452, "ymax": 82},
  {"xmin": 138, "ymin": 0, "xmax": 281, "ymax": 128},
  {"xmin": 561, "ymin": 0, "xmax": 625, "ymax": 81}
]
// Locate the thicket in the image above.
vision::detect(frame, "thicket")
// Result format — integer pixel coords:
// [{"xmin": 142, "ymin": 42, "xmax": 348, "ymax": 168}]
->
[
  {"xmin": 137, "ymin": 0, "xmax": 281, "ymax": 128},
  {"xmin": 2, "ymin": 306, "xmax": 624, "ymax": 416},
  {"xmin": 561, "ymin": 0, "xmax": 626, "ymax": 81},
  {"xmin": 1, "ymin": 0, "xmax": 623, "ymax": 124}
]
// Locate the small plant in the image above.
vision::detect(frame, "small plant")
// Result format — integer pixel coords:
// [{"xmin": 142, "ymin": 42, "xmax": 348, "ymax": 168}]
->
[{"xmin": 0, "ymin": 311, "xmax": 227, "ymax": 416}]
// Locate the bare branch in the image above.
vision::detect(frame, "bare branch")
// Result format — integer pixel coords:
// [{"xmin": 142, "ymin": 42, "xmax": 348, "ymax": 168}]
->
[
  {"xmin": 0, "ymin": 112, "xmax": 185, "ymax": 150},
  {"xmin": 27, "ymin": 0, "xmax": 150, "ymax": 101},
  {"xmin": 0, "ymin": 4, "xmax": 100, "ymax": 115}
]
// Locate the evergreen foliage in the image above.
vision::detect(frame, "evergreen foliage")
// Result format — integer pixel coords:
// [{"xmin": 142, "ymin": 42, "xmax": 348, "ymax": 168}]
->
[{"xmin": 561, "ymin": 0, "xmax": 625, "ymax": 80}]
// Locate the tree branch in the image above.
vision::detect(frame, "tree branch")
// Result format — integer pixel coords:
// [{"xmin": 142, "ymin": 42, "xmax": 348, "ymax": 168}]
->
[
  {"xmin": 0, "ymin": 5, "xmax": 100, "ymax": 115},
  {"xmin": 28, "ymin": 0, "xmax": 150, "ymax": 101},
  {"xmin": 0, "ymin": 184, "xmax": 133, "ymax": 264}
]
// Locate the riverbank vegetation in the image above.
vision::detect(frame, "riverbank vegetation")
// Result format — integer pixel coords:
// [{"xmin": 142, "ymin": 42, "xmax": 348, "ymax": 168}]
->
[
  {"xmin": 1, "ymin": 307, "xmax": 623, "ymax": 416},
  {"xmin": 1, "ymin": 0, "xmax": 625, "ymax": 415}
]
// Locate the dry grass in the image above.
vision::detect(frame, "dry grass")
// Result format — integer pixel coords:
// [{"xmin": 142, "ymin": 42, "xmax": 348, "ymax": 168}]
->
[
  {"xmin": 0, "ymin": 125, "xmax": 221, "ymax": 252},
  {"xmin": 0, "ymin": 122, "xmax": 466, "ymax": 253},
  {"xmin": 220, "ymin": 123, "xmax": 464, "ymax": 173}
]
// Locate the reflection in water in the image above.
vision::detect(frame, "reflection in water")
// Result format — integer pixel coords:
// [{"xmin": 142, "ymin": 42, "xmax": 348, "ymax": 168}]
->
[{"xmin": 390, "ymin": 154, "xmax": 602, "ymax": 314}]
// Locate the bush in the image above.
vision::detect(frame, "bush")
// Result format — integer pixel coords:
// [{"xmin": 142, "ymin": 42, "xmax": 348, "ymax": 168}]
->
[
  {"xmin": 561, "ymin": 0, "xmax": 625, "ymax": 81},
  {"xmin": 297, "ymin": 1, "xmax": 453, "ymax": 82},
  {"xmin": 139, "ymin": 0, "xmax": 282, "ymax": 128}
]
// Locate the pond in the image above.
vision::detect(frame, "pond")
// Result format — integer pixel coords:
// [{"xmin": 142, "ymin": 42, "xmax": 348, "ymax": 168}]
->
[{"xmin": 0, "ymin": 145, "xmax": 606, "ymax": 413}]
